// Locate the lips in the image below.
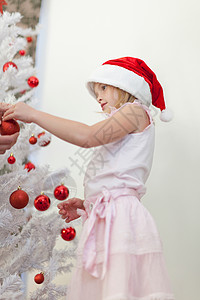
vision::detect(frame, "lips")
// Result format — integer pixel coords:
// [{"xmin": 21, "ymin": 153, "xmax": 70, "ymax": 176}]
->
[{"xmin": 101, "ymin": 103, "xmax": 107, "ymax": 109}]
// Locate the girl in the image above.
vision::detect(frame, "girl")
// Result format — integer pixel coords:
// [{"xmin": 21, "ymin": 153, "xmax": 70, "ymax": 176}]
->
[{"xmin": 2, "ymin": 57, "xmax": 175, "ymax": 300}]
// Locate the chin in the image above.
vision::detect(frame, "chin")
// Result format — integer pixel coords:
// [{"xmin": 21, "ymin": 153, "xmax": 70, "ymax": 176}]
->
[{"xmin": 104, "ymin": 107, "xmax": 109, "ymax": 113}]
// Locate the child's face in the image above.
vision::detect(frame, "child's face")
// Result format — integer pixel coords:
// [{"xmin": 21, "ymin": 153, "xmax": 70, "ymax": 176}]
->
[{"xmin": 93, "ymin": 83, "xmax": 119, "ymax": 113}]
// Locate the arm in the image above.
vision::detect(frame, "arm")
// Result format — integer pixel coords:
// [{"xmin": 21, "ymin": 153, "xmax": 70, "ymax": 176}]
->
[
  {"xmin": 33, "ymin": 110, "xmax": 90, "ymax": 148},
  {"xmin": 2, "ymin": 102, "xmax": 91, "ymax": 148},
  {"xmin": 2, "ymin": 102, "xmax": 149, "ymax": 148}
]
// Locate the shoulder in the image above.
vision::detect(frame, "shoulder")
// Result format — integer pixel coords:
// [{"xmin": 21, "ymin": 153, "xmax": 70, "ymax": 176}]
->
[
  {"xmin": 88, "ymin": 102, "xmax": 151, "ymax": 148},
  {"xmin": 112, "ymin": 102, "xmax": 150, "ymax": 133}
]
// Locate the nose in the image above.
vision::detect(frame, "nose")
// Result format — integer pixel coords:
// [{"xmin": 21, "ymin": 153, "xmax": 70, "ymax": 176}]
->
[{"xmin": 97, "ymin": 96, "xmax": 103, "ymax": 104}]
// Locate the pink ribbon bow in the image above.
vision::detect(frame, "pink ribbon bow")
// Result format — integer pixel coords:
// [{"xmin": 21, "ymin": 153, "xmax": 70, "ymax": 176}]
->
[{"xmin": 77, "ymin": 187, "xmax": 140, "ymax": 279}]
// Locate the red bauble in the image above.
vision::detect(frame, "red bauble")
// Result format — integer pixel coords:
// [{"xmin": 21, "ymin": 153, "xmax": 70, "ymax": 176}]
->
[
  {"xmin": 34, "ymin": 194, "xmax": 51, "ymax": 211},
  {"xmin": 61, "ymin": 227, "xmax": 76, "ymax": 241},
  {"xmin": 37, "ymin": 131, "xmax": 51, "ymax": 147},
  {"xmin": 34, "ymin": 273, "xmax": 44, "ymax": 284},
  {"xmin": 9, "ymin": 187, "xmax": 29, "ymax": 209},
  {"xmin": 29, "ymin": 134, "xmax": 37, "ymax": 145},
  {"xmin": 54, "ymin": 185, "xmax": 69, "ymax": 201},
  {"xmin": 27, "ymin": 76, "xmax": 39, "ymax": 88},
  {"xmin": 26, "ymin": 36, "xmax": 33, "ymax": 43},
  {"xmin": 19, "ymin": 50, "xmax": 26, "ymax": 56},
  {"xmin": 7, "ymin": 153, "xmax": 16, "ymax": 164},
  {"xmin": 24, "ymin": 162, "xmax": 35, "ymax": 172},
  {"xmin": 3, "ymin": 61, "xmax": 18, "ymax": 72},
  {"xmin": 1, "ymin": 119, "xmax": 20, "ymax": 135}
]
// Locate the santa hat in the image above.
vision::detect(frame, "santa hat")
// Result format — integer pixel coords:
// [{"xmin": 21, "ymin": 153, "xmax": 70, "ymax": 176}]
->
[{"xmin": 86, "ymin": 57, "xmax": 173, "ymax": 122}]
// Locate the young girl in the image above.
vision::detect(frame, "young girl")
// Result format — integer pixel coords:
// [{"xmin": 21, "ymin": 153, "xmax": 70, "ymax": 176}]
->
[{"xmin": 2, "ymin": 57, "xmax": 175, "ymax": 300}]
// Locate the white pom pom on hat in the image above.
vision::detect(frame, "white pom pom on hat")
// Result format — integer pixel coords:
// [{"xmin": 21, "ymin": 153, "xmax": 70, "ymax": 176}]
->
[
  {"xmin": 86, "ymin": 57, "xmax": 173, "ymax": 122},
  {"xmin": 160, "ymin": 108, "xmax": 173, "ymax": 122}
]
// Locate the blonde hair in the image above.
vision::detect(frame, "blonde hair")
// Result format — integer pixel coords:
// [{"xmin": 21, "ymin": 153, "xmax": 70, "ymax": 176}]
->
[
  {"xmin": 94, "ymin": 84, "xmax": 137, "ymax": 114},
  {"xmin": 114, "ymin": 86, "xmax": 137, "ymax": 108}
]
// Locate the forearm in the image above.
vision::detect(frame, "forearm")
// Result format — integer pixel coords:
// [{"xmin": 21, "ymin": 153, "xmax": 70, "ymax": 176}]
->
[{"xmin": 33, "ymin": 110, "xmax": 91, "ymax": 148}]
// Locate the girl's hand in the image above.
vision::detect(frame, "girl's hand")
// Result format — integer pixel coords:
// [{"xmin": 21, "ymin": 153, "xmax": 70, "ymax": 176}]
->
[
  {"xmin": 0, "ymin": 103, "xmax": 12, "ymax": 125},
  {"xmin": 57, "ymin": 197, "xmax": 85, "ymax": 223},
  {"xmin": 2, "ymin": 102, "xmax": 36, "ymax": 123}
]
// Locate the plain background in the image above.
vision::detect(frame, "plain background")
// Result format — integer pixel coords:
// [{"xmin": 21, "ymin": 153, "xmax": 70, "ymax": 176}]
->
[{"xmin": 27, "ymin": 0, "xmax": 200, "ymax": 299}]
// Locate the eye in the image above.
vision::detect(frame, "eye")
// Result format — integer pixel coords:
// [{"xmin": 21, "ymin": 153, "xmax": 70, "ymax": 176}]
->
[{"xmin": 101, "ymin": 85, "xmax": 106, "ymax": 91}]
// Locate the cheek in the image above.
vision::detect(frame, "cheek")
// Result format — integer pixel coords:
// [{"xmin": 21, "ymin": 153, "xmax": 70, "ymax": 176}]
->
[{"xmin": 113, "ymin": 89, "xmax": 119, "ymax": 102}]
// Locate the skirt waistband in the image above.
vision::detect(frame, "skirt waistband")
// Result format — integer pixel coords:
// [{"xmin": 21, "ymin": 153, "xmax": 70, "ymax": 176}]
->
[{"xmin": 85, "ymin": 187, "xmax": 140, "ymax": 205}]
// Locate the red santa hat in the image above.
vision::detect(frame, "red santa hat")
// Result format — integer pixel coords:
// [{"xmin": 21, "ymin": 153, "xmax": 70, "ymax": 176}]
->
[{"xmin": 86, "ymin": 57, "xmax": 173, "ymax": 122}]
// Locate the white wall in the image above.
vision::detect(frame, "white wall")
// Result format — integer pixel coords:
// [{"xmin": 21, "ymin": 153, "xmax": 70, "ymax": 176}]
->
[{"xmin": 28, "ymin": 0, "xmax": 200, "ymax": 299}]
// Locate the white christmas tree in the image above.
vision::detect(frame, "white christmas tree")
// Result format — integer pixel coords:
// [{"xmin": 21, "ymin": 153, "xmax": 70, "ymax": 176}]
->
[{"xmin": 0, "ymin": 7, "xmax": 79, "ymax": 300}]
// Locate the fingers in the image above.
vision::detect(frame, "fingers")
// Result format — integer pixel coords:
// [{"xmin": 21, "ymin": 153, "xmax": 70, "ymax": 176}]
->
[
  {"xmin": 60, "ymin": 212, "xmax": 68, "ymax": 219},
  {"xmin": 65, "ymin": 215, "xmax": 77, "ymax": 223},
  {"xmin": 9, "ymin": 132, "xmax": 19, "ymax": 147},
  {"xmin": 57, "ymin": 198, "xmax": 80, "ymax": 224},
  {"xmin": 57, "ymin": 198, "xmax": 75, "ymax": 210},
  {"xmin": 58, "ymin": 208, "xmax": 67, "ymax": 215},
  {"xmin": 57, "ymin": 201, "xmax": 69, "ymax": 217},
  {"xmin": 0, "ymin": 112, "xmax": 2, "ymax": 125},
  {"xmin": 59, "ymin": 210, "xmax": 71, "ymax": 222},
  {"xmin": 0, "ymin": 133, "xmax": 19, "ymax": 153},
  {"xmin": 57, "ymin": 203, "xmax": 64, "ymax": 209},
  {"xmin": 57, "ymin": 200, "xmax": 74, "ymax": 223},
  {"xmin": 12, "ymin": 132, "xmax": 19, "ymax": 137},
  {"xmin": 65, "ymin": 217, "xmax": 71, "ymax": 223},
  {"xmin": 0, "ymin": 132, "xmax": 19, "ymax": 142},
  {"xmin": 2, "ymin": 106, "xmax": 16, "ymax": 121},
  {"xmin": 0, "ymin": 149, "xmax": 6, "ymax": 154},
  {"xmin": 0, "ymin": 103, "xmax": 12, "ymax": 112},
  {"xmin": 3, "ymin": 114, "xmax": 16, "ymax": 121},
  {"xmin": 0, "ymin": 103, "xmax": 12, "ymax": 124},
  {"xmin": 57, "ymin": 201, "xmax": 69, "ymax": 209}
]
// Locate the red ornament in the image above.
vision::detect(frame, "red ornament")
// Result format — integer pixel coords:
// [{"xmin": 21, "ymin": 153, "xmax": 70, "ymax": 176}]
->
[
  {"xmin": 27, "ymin": 76, "xmax": 39, "ymax": 88},
  {"xmin": 24, "ymin": 162, "xmax": 35, "ymax": 172},
  {"xmin": 54, "ymin": 185, "xmax": 69, "ymax": 201},
  {"xmin": 0, "ymin": 0, "xmax": 7, "ymax": 15},
  {"xmin": 61, "ymin": 227, "xmax": 76, "ymax": 241},
  {"xmin": 7, "ymin": 153, "xmax": 16, "ymax": 164},
  {"xmin": 34, "ymin": 194, "xmax": 51, "ymax": 211},
  {"xmin": 34, "ymin": 272, "xmax": 44, "ymax": 284},
  {"xmin": 3, "ymin": 61, "xmax": 18, "ymax": 72},
  {"xmin": 9, "ymin": 187, "xmax": 29, "ymax": 209},
  {"xmin": 29, "ymin": 134, "xmax": 37, "ymax": 145},
  {"xmin": 1, "ymin": 119, "xmax": 20, "ymax": 135},
  {"xmin": 26, "ymin": 36, "xmax": 33, "ymax": 43},
  {"xmin": 37, "ymin": 131, "xmax": 51, "ymax": 147},
  {"xmin": 19, "ymin": 50, "xmax": 26, "ymax": 56}
]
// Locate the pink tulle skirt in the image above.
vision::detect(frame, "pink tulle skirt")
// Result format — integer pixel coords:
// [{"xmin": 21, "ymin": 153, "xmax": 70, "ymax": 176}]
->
[{"xmin": 66, "ymin": 192, "xmax": 175, "ymax": 300}]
